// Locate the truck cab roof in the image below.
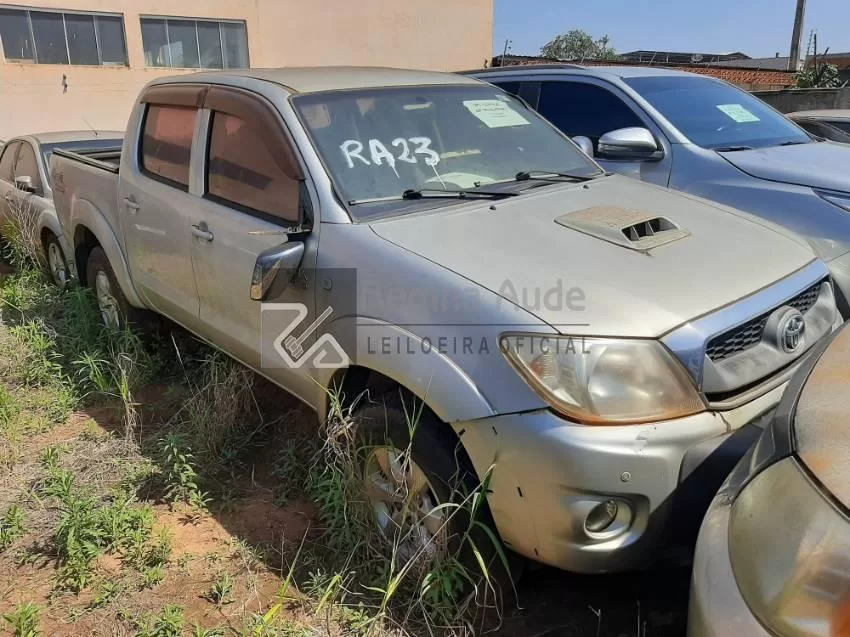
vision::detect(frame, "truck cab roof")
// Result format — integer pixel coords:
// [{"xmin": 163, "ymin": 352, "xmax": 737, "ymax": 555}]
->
[{"xmin": 147, "ymin": 66, "xmax": 482, "ymax": 94}]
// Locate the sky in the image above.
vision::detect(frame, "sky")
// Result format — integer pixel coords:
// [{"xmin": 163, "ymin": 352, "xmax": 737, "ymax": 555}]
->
[{"xmin": 494, "ymin": 0, "xmax": 850, "ymax": 59}]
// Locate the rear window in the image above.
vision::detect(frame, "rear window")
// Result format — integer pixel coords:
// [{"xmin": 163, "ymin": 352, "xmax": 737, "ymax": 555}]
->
[{"xmin": 140, "ymin": 105, "xmax": 198, "ymax": 188}]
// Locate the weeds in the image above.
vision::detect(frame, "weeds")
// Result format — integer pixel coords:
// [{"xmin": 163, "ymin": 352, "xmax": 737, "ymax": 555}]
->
[
  {"xmin": 136, "ymin": 604, "xmax": 185, "ymax": 637},
  {"xmin": 2, "ymin": 601, "xmax": 41, "ymax": 637},
  {"xmin": 157, "ymin": 433, "xmax": 208, "ymax": 508},
  {"xmin": 0, "ymin": 503, "xmax": 26, "ymax": 551},
  {"xmin": 1, "ymin": 200, "xmax": 43, "ymax": 272},
  {"xmin": 204, "ymin": 571, "xmax": 235, "ymax": 606}
]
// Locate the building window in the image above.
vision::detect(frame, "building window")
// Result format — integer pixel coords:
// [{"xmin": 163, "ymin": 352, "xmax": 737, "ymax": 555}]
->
[
  {"xmin": 141, "ymin": 17, "xmax": 249, "ymax": 69},
  {"xmin": 0, "ymin": 6, "xmax": 128, "ymax": 65}
]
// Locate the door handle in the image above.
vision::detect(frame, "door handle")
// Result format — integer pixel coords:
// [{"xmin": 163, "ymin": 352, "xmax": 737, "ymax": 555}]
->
[
  {"xmin": 123, "ymin": 197, "xmax": 140, "ymax": 213},
  {"xmin": 191, "ymin": 224, "xmax": 214, "ymax": 242}
]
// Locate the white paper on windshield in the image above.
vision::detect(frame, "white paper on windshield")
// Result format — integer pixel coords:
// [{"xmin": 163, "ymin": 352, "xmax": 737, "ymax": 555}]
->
[
  {"xmin": 716, "ymin": 103, "xmax": 760, "ymax": 123},
  {"xmin": 463, "ymin": 100, "xmax": 530, "ymax": 128}
]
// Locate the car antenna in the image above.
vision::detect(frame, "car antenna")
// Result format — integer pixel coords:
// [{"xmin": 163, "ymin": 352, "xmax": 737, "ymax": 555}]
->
[{"xmin": 81, "ymin": 114, "xmax": 98, "ymax": 137}]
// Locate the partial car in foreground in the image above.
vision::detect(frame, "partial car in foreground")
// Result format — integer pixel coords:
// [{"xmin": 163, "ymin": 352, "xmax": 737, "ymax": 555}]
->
[
  {"xmin": 689, "ymin": 320, "xmax": 850, "ymax": 637},
  {"xmin": 788, "ymin": 109, "xmax": 850, "ymax": 144},
  {"xmin": 468, "ymin": 65, "xmax": 850, "ymax": 316},
  {"xmin": 0, "ymin": 131, "xmax": 122, "ymax": 286}
]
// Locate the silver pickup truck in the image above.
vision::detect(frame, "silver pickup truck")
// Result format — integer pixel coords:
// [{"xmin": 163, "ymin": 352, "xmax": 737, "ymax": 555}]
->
[{"xmin": 51, "ymin": 67, "xmax": 841, "ymax": 575}]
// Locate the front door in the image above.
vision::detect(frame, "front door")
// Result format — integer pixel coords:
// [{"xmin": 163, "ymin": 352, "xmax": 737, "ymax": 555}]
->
[
  {"xmin": 5, "ymin": 141, "xmax": 51, "ymax": 238},
  {"xmin": 119, "ymin": 98, "xmax": 203, "ymax": 330},
  {"xmin": 189, "ymin": 94, "xmax": 319, "ymax": 404}
]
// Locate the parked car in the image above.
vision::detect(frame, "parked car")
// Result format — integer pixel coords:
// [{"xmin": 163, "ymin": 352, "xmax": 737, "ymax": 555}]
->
[
  {"xmin": 0, "ymin": 131, "xmax": 122, "ymax": 285},
  {"xmin": 787, "ymin": 109, "xmax": 850, "ymax": 144},
  {"xmin": 467, "ymin": 65, "xmax": 850, "ymax": 317},
  {"xmin": 51, "ymin": 67, "xmax": 840, "ymax": 575},
  {"xmin": 688, "ymin": 320, "xmax": 849, "ymax": 637}
]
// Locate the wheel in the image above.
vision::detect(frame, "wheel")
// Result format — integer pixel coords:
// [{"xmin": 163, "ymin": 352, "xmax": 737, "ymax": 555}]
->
[
  {"xmin": 85, "ymin": 246, "xmax": 145, "ymax": 330},
  {"xmin": 353, "ymin": 392, "xmax": 522, "ymax": 592},
  {"xmin": 43, "ymin": 233, "xmax": 69, "ymax": 288}
]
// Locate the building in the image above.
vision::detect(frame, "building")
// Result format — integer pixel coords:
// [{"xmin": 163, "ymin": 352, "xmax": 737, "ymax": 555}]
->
[
  {"xmin": 0, "ymin": 0, "xmax": 494, "ymax": 138},
  {"xmin": 490, "ymin": 54, "xmax": 797, "ymax": 91},
  {"xmin": 618, "ymin": 50, "xmax": 749, "ymax": 65}
]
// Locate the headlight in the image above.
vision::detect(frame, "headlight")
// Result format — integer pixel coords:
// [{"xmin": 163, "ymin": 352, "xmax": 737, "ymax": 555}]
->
[
  {"xmin": 499, "ymin": 334, "xmax": 705, "ymax": 424},
  {"xmin": 730, "ymin": 457, "xmax": 850, "ymax": 637},
  {"xmin": 817, "ymin": 190, "xmax": 850, "ymax": 213}
]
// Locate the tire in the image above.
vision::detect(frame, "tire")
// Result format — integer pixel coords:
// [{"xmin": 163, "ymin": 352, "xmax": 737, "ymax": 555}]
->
[
  {"xmin": 353, "ymin": 391, "xmax": 523, "ymax": 594},
  {"xmin": 43, "ymin": 233, "xmax": 69, "ymax": 288},
  {"xmin": 85, "ymin": 246, "xmax": 147, "ymax": 330}
]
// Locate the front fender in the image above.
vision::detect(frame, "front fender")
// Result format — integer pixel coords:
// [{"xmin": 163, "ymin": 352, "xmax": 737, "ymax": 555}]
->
[
  {"xmin": 314, "ymin": 318, "xmax": 496, "ymax": 424},
  {"xmin": 71, "ymin": 199, "xmax": 145, "ymax": 309}
]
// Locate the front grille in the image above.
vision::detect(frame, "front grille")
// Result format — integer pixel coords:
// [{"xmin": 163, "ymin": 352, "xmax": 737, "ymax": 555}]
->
[{"xmin": 705, "ymin": 281, "xmax": 823, "ymax": 362}]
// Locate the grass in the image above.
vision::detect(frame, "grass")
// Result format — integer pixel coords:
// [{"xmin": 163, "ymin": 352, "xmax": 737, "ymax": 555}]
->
[{"xmin": 0, "ymin": 232, "xmax": 511, "ymax": 636}]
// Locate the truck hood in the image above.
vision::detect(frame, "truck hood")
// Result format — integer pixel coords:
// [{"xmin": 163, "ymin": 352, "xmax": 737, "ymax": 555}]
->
[
  {"xmin": 370, "ymin": 175, "xmax": 817, "ymax": 338},
  {"xmin": 719, "ymin": 142, "xmax": 850, "ymax": 193}
]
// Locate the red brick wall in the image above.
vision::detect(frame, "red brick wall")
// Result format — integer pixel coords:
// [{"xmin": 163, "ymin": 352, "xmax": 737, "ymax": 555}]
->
[{"xmin": 493, "ymin": 56, "xmax": 797, "ymax": 90}]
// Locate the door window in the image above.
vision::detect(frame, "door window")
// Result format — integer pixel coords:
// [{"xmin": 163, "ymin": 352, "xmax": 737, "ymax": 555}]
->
[
  {"xmin": 0, "ymin": 142, "xmax": 20, "ymax": 182},
  {"xmin": 538, "ymin": 81, "xmax": 644, "ymax": 149},
  {"xmin": 14, "ymin": 143, "xmax": 41, "ymax": 192},
  {"xmin": 140, "ymin": 104, "xmax": 198, "ymax": 189},
  {"xmin": 206, "ymin": 111, "xmax": 300, "ymax": 223}
]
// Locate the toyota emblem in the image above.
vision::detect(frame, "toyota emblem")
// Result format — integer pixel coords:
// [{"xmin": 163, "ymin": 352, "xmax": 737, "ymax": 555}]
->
[{"xmin": 779, "ymin": 311, "xmax": 806, "ymax": 353}]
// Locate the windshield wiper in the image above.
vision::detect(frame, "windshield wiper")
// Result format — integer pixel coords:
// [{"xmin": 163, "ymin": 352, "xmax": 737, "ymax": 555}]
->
[
  {"xmin": 778, "ymin": 140, "xmax": 809, "ymax": 146},
  {"xmin": 348, "ymin": 188, "xmax": 518, "ymax": 206},
  {"xmin": 515, "ymin": 170, "xmax": 601, "ymax": 183},
  {"xmin": 713, "ymin": 145, "xmax": 754, "ymax": 152}
]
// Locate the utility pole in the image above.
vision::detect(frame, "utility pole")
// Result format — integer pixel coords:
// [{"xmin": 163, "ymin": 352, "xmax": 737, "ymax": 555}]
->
[{"xmin": 789, "ymin": 0, "xmax": 807, "ymax": 71}]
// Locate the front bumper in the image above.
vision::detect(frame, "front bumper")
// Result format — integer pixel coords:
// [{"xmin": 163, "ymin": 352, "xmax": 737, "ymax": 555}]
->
[
  {"xmin": 456, "ymin": 380, "xmax": 785, "ymax": 573},
  {"xmin": 688, "ymin": 493, "xmax": 769, "ymax": 637}
]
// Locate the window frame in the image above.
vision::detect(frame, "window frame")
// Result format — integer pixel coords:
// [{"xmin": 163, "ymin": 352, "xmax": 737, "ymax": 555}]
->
[
  {"xmin": 537, "ymin": 78, "xmax": 648, "ymax": 148},
  {"xmin": 0, "ymin": 141, "xmax": 21, "ymax": 183},
  {"xmin": 201, "ymin": 86, "xmax": 304, "ymax": 227},
  {"xmin": 139, "ymin": 15, "xmax": 249, "ymax": 70},
  {"xmin": 138, "ymin": 103, "xmax": 200, "ymax": 193},
  {"xmin": 13, "ymin": 140, "xmax": 42, "ymax": 193},
  {"xmin": 0, "ymin": 4, "xmax": 128, "ymax": 66}
]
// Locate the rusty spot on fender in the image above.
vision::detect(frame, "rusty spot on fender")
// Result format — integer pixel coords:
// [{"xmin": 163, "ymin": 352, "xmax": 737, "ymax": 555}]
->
[{"xmin": 795, "ymin": 325, "xmax": 850, "ymax": 509}]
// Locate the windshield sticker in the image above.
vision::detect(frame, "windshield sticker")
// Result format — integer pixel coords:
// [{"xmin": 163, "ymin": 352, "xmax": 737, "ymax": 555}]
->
[
  {"xmin": 716, "ymin": 104, "xmax": 761, "ymax": 123},
  {"xmin": 463, "ymin": 100, "xmax": 530, "ymax": 128},
  {"xmin": 340, "ymin": 137, "xmax": 440, "ymax": 176}
]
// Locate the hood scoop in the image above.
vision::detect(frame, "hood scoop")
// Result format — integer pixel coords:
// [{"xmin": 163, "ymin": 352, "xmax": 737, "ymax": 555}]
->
[{"xmin": 555, "ymin": 206, "xmax": 690, "ymax": 252}]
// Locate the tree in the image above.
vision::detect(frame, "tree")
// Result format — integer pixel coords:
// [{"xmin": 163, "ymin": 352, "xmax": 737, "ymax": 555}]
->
[
  {"xmin": 796, "ymin": 63, "xmax": 841, "ymax": 88},
  {"xmin": 540, "ymin": 30, "xmax": 617, "ymax": 61}
]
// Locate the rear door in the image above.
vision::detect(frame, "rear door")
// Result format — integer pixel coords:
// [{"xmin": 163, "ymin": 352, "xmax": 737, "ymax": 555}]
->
[
  {"xmin": 188, "ymin": 86, "xmax": 319, "ymax": 402},
  {"xmin": 0, "ymin": 141, "xmax": 20, "ymax": 227},
  {"xmin": 119, "ymin": 85, "xmax": 207, "ymax": 330}
]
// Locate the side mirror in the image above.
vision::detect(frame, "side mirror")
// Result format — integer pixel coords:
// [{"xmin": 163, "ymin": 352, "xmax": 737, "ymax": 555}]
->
[
  {"xmin": 571, "ymin": 136, "xmax": 594, "ymax": 157},
  {"xmin": 14, "ymin": 176, "xmax": 36, "ymax": 193},
  {"xmin": 250, "ymin": 241, "xmax": 305, "ymax": 301},
  {"xmin": 598, "ymin": 128, "xmax": 664, "ymax": 161}
]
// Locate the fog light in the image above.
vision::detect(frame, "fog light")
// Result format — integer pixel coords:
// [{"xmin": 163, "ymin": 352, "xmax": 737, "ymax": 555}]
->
[{"xmin": 585, "ymin": 500, "xmax": 619, "ymax": 534}]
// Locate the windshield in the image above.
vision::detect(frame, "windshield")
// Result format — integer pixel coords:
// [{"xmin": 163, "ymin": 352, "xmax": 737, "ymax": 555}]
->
[
  {"xmin": 41, "ymin": 138, "xmax": 123, "ymax": 183},
  {"xmin": 625, "ymin": 76, "xmax": 811, "ymax": 150},
  {"xmin": 293, "ymin": 85, "xmax": 601, "ymax": 220}
]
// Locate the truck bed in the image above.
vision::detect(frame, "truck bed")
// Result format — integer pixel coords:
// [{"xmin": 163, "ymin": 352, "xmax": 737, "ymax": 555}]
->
[{"xmin": 51, "ymin": 147, "xmax": 122, "ymax": 255}]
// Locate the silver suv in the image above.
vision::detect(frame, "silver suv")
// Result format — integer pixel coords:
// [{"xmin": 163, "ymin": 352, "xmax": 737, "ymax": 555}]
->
[
  {"xmin": 51, "ymin": 67, "xmax": 840, "ymax": 574},
  {"xmin": 468, "ymin": 65, "xmax": 850, "ymax": 317}
]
